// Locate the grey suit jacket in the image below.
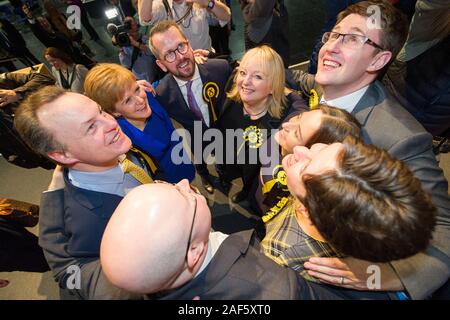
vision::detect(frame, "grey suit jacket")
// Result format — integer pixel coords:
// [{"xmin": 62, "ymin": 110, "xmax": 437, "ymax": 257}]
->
[
  {"xmin": 39, "ymin": 189, "xmax": 140, "ymax": 300},
  {"xmin": 40, "ymin": 192, "xmax": 387, "ymax": 300},
  {"xmin": 293, "ymin": 71, "xmax": 450, "ymax": 299},
  {"xmin": 153, "ymin": 230, "xmax": 347, "ymax": 300}
]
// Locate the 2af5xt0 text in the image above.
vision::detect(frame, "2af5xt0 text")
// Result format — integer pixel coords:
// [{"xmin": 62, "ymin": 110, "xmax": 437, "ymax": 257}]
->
[{"xmin": 178, "ymin": 304, "xmax": 271, "ymax": 317}]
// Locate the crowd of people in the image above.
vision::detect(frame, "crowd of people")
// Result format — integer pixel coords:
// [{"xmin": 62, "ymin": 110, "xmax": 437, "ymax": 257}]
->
[{"xmin": 0, "ymin": 0, "xmax": 449, "ymax": 300}]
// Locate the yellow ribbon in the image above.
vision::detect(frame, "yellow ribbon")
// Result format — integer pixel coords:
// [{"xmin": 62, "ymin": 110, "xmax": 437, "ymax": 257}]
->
[
  {"xmin": 202, "ymin": 81, "xmax": 219, "ymax": 122},
  {"xmin": 309, "ymin": 88, "xmax": 319, "ymax": 110}
]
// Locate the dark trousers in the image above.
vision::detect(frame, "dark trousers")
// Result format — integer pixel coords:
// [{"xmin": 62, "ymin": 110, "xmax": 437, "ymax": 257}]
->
[
  {"xmin": 209, "ymin": 24, "xmax": 231, "ymax": 56},
  {"xmin": 0, "ymin": 219, "xmax": 49, "ymax": 272},
  {"xmin": 79, "ymin": 5, "xmax": 100, "ymax": 41}
]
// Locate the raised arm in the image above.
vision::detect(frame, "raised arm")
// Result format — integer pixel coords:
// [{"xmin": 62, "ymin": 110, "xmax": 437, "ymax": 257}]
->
[
  {"xmin": 189, "ymin": 0, "xmax": 231, "ymax": 22},
  {"xmin": 138, "ymin": 0, "xmax": 154, "ymax": 24},
  {"xmin": 240, "ymin": 0, "xmax": 276, "ymax": 23}
]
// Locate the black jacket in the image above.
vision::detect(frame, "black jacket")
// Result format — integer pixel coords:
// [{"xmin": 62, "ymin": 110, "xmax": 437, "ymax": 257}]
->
[{"xmin": 383, "ymin": 36, "xmax": 450, "ymax": 136}]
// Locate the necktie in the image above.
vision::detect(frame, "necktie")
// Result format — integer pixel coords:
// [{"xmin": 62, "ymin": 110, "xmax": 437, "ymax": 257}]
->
[
  {"xmin": 186, "ymin": 80, "xmax": 204, "ymax": 122},
  {"xmin": 121, "ymin": 158, "xmax": 153, "ymax": 184}
]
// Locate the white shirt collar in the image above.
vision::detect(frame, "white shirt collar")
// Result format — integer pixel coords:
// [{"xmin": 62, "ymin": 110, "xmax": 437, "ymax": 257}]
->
[
  {"xmin": 194, "ymin": 231, "xmax": 228, "ymax": 278},
  {"xmin": 320, "ymin": 85, "xmax": 369, "ymax": 113},
  {"xmin": 68, "ymin": 163, "xmax": 123, "ymax": 186}
]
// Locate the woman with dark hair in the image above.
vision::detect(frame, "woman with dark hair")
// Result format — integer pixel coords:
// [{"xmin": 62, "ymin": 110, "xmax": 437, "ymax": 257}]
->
[
  {"xmin": 261, "ymin": 135, "xmax": 436, "ymax": 298},
  {"xmin": 44, "ymin": 47, "xmax": 88, "ymax": 93},
  {"xmin": 258, "ymin": 104, "xmax": 362, "ymax": 222}
]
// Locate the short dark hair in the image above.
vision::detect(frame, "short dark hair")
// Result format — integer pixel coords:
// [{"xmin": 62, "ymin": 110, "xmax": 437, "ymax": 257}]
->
[
  {"xmin": 44, "ymin": 47, "xmax": 74, "ymax": 65},
  {"xmin": 300, "ymin": 135, "xmax": 436, "ymax": 262},
  {"xmin": 305, "ymin": 105, "xmax": 362, "ymax": 147},
  {"xmin": 14, "ymin": 86, "xmax": 67, "ymax": 159},
  {"xmin": 336, "ymin": 0, "xmax": 409, "ymax": 62},
  {"xmin": 148, "ymin": 20, "xmax": 187, "ymax": 58}
]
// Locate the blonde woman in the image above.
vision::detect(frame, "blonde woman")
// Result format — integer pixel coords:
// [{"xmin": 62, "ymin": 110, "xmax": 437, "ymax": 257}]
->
[{"xmin": 217, "ymin": 45, "xmax": 308, "ymax": 204}]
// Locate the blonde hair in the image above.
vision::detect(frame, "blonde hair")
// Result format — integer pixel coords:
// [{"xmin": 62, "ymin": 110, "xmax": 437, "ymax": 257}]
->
[
  {"xmin": 227, "ymin": 45, "xmax": 287, "ymax": 119},
  {"xmin": 84, "ymin": 63, "xmax": 136, "ymax": 114}
]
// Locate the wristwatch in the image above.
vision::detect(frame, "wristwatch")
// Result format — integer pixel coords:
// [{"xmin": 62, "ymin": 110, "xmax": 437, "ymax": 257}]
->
[{"xmin": 207, "ymin": 0, "xmax": 215, "ymax": 10}]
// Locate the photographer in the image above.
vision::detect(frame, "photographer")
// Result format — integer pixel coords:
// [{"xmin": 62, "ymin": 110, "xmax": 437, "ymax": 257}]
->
[{"xmin": 111, "ymin": 16, "xmax": 157, "ymax": 83}]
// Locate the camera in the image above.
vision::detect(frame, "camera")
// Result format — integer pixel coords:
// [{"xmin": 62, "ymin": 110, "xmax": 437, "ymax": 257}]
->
[{"xmin": 107, "ymin": 20, "xmax": 132, "ymax": 47}]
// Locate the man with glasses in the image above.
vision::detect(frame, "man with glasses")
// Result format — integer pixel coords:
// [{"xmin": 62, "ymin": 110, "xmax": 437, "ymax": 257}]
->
[
  {"xmin": 100, "ymin": 180, "xmax": 345, "ymax": 299},
  {"xmin": 292, "ymin": 0, "xmax": 450, "ymax": 300},
  {"xmin": 149, "ymin": 20, "xmax": 233, "ymax": 194}
]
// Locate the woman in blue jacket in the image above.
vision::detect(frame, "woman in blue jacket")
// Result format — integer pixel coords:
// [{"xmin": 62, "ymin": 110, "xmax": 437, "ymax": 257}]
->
[{"xmin": 84, "ymin": 63, "xmax": 195, "ymax": 183}]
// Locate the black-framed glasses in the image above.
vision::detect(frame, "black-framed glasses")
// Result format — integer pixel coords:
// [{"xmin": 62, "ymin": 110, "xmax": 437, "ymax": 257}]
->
[
  {"xmin": 154, "ymin": 180, "xmax": 200, "ymax": 262},
  {"xmin": 322, "ymin": 31, "xmax": 384, "ymax": 50},
  {"xmin": 163, "ymin": 41, "xmax": 189, "ymax": 63}
]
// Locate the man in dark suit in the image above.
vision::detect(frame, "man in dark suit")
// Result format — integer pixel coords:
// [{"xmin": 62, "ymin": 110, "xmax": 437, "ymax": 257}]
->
[
  {"xmin": 14, "ymin": 86, "xmax": 151, "ymax": 299},
  {"xmin": 101, "ymin": 181, "xmax": 348, "ymax": 300},
  {"xmin": 149, "ymin": 20, "xmax": 233, "ymax": 194},
  {"xmin": 292, "ymin": 0, "xmax": 450, "ymax": 299}
]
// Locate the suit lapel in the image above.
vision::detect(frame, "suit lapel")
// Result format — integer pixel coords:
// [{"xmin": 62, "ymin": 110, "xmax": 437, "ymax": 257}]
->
[
  {"xmin": 352, "ymin": 81, "xmax": 385, "ymax": 126},
  {"xmin": 157, "ymin": 230, "xmax": 255, "ymax": 299},
  {"xmin": 63, "ymin": 170, "xmax": 122, "ymax": 218},
  {"xmin": 64, "ymin": 170, "xmax": 104, "ymax": 212},
  {"xmin": 198, "ymin": 64, "xmax": 216, "ymax": 125},
  {"xmin": 198, "ymin": 63, "xmax": 209, "ymax": 84}
]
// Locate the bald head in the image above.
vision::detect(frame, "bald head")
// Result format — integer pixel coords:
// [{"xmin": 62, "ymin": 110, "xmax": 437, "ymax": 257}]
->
[{"xmin": 100, "ymin": 182, "xmax": 210, "ymax": 294}]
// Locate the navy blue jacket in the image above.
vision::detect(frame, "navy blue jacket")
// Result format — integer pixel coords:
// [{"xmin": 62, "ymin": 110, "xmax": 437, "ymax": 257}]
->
[
  {"xmin": 155, "ymin": 59, "xmax": 233, "ymax": 137},
  {"xmin": 61, "ymin": 171, "xmax": 123, "ymax": 257}
]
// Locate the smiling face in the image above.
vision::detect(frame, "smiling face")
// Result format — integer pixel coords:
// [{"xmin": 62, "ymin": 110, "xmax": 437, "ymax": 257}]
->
[
  {"xmin": 236, "ymin": 60, "xmax": 272, "ymax": 110},
  {"xmin": 282, "ymin": 143, "xmax": 344, "ymax": 198},
  {"xmin": 316, "ymin": 14, "xmax": 387, "ymax": 99},
  {"xmin": 113, "ymin": 82, "xmax": 152, "ymax": 124},
  {"xmin": 45, "ymin": 55, "xmax": 65, "ymax": 71},
  {"xmin": 275, "ymin": 110, "xmax": 323, "ymax": 154},
  {"xmin": 38, "ymin": 92, "xmax": 131, "ymax": 171},
  {"xmin": 153, "ymin": 26, "xmax": 195, "ymax": 81}
]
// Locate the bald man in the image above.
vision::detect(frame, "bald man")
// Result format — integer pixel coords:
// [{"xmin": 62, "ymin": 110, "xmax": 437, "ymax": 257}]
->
[{"xmin": 101, "ymin": 180, "xmax": 348, "ymax": 299}]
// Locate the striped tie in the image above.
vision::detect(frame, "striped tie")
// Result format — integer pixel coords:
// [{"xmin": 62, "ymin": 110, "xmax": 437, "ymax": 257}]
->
[{"xmin": 121, "ymin": 158, "xmax": 153, "ymax": 184}]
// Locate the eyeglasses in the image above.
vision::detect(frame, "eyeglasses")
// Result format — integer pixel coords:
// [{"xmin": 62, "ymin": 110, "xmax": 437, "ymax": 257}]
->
[
  {"xmin": 322, "ymin": 31, "xmax": 384, "ymax": 51},
  {"xmin": 154, "ymin": 180, "xmax": 200, "ymax": 262},
  {"xmin": 163, "ymin": 41, "xmax": 189, "ymax": 63}
]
